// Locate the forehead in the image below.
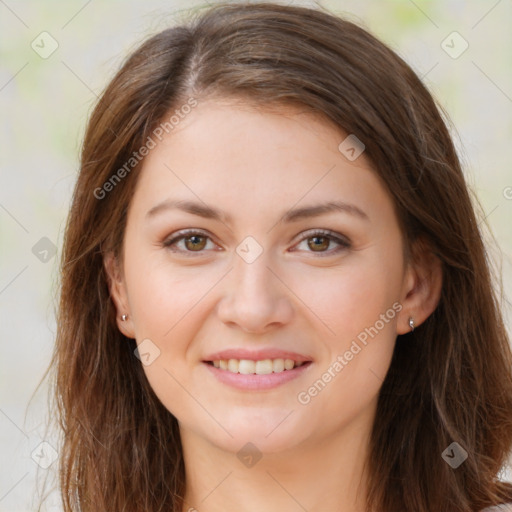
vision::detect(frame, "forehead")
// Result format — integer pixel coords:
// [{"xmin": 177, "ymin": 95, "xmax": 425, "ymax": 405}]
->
[{"xmin": 128, "ymin": 98, "xmax": 393, "ymax": 225}]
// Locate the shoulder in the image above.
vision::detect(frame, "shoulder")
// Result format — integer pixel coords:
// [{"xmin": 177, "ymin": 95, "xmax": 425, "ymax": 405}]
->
[{"xmin": 481, "ymin": 505, "xmax": 512, "ymax": 512}]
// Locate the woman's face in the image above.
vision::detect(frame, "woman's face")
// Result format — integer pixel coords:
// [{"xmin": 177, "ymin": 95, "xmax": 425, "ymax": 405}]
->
[{"xmin": 107, "ymin": 98, "xmax": 417, "ymax": 454}]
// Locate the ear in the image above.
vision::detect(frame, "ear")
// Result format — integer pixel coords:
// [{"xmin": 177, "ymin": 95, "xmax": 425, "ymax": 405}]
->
[
  {"xmin": 397, "ymin": 237, "xmax": 443, "ymax": 335},
  {"xmin": 103, "ymin": 251, "xmax": 135, "ymax": 339}
]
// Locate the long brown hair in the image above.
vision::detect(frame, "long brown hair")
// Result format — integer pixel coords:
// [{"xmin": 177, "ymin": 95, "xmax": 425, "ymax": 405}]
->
[{"xmin": 46, "ymin": 2, "xmax": 512, "ymax": 511}]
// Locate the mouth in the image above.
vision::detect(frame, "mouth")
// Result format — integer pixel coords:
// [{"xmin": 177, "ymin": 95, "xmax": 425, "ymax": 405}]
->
[
  {"xmin": 202, "ymin": 348, "xmax": 313, "ymax": 390},
  {"xmin": 204, "ymin": 358, "xmax": 312, "ymax": 375},
  {"xmin": 202, "ymin": 357, "xmax": 313, "ymax": 391}
]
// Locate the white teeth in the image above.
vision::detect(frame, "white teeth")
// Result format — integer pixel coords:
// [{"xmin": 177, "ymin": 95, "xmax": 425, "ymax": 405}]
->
[
  {"xmin": 238, "ymin": 359, "xmax": 255, "ymax": 374},
  {"xmin": 284, "ymin": 359, "xmax": 295, "ymax": 370},
  {"xmin": 211, "ymin": 358, "xmax": 306, "ymax": 375},
  {"xmin": 272, "ymin": 358, "xmax": 285, "ymax": 372},
  {"xmin": 255, "ymin": 359, "xmax": 273, "ymax": 374}
]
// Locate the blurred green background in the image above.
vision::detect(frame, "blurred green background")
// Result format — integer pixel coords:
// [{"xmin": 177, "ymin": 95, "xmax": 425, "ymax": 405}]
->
[{"xmin": 1, "ymin": 1, "xmax": 511, "ymax": 510}]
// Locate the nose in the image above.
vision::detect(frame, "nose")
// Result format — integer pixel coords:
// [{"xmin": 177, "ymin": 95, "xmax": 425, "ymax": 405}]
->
[{"xmin": 216, "ymin": 251, "xmax": 294, "ymax": 334}]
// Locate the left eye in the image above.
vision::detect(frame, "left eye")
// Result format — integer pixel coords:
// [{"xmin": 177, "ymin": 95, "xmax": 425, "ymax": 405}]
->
[{"xmin": 293, "ymin": 230, "xmax": 350, "ymax": 255}]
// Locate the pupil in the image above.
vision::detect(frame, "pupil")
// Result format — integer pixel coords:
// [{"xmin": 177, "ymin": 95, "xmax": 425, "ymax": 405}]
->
[
  {"xmin": 309, "ymin": 236, "xmax": 328, "ymax": 251},
  {"xmin": 186, "ymin": 235, "xmax": 206, "ymax": 251}
]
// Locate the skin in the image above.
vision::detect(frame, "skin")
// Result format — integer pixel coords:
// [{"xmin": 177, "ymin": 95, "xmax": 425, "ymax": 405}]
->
[{"xmin": 104, "ymin": 98, "xmax": 442, "ymax": 512}]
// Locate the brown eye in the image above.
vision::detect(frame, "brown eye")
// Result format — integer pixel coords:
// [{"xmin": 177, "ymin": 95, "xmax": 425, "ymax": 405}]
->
[
  {"xmin": 292, "ymin": 229, "xmax": 351, "ymax": 257},
  {"xmin": 163, "ymin": 230, "xmax": 216, "ymax": 255},
  {"xmin": 307, "ymin": 236, "xmax": 330, "ymax": 252},
  {"xmin": 184, "ymin": 235, "xmax": 207, "ymax": 251}
]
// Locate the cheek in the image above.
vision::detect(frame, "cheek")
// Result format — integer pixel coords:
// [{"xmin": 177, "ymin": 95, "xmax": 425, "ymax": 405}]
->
[
  {"xmin": 287, "ymin": 255, "xmax": 402, "ymax": 344},
  {"xmin": 123, "ymin": 256, "xmax": 220, "ymax": 416},
  {"xmin": 289, "ymin": 253, "xmax": 402, "ymax": 409},
  {"xmin": 125, "ymin": 251, "xmax": 220, "ymax": 341}
]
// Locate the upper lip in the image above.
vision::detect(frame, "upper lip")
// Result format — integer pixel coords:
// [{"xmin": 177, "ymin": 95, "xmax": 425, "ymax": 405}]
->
[{"xmin": 203, "ymin": 348, "xmax": 312, "ymax": 363}]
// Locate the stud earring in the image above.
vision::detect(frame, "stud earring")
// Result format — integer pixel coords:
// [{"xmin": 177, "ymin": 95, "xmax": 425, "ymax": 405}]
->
[
  {"xmin": 121, "ymin": 314, "xmax": 128, "ymax": 321},
  {"xmin": 409, "ymin": 317, "xmax": 415, "ymax": 332}
]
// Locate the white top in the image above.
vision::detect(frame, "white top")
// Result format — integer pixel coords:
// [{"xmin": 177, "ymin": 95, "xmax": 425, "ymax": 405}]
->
[{"xmin": 481, "ymin": 505, "xmax": 512, "ymax": 512}]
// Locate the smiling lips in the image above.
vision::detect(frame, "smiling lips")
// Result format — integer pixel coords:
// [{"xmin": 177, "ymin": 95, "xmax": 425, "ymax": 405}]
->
[
  {"xmin": 204, "ymin": 359, "xmax": 312, "ymax": 391},
  {"xmin": 203, "ymin": 348, "xmax": 312, "ymax": 378},
  {"xmin": 210, "ymin": 358, "xmax": 305, "ymax": 375}
]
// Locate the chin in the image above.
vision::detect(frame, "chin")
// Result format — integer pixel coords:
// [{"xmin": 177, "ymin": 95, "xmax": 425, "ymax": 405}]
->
[{"xmin": 198, "ymin": 410, "xmax": 310, "ymax": 455}]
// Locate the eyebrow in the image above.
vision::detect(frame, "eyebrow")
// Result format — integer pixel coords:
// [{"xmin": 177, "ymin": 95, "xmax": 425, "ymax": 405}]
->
[{"xmin": 145, "ymin": 199, "xmax": 369, "ymax": 223}]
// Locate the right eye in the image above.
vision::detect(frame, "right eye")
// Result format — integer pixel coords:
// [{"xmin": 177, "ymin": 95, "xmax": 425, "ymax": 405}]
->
[{"xmin": 162, "ymin": 229, "xmax": 219, "ymax": 255}]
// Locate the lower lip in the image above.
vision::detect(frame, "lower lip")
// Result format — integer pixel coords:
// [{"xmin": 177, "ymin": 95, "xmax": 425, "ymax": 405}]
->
[{"xmin": 203, "ymin": 361, "xmax": 312, "ymax": 390}]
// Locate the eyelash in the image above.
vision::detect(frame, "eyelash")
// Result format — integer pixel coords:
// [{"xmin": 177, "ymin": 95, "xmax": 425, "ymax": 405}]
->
[{"xmin": 162, "ymin": 228, "xmax": 351, "ymax": 257}]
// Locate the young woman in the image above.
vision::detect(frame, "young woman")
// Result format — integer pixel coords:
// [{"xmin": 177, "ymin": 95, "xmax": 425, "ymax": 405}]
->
[{"xmin": 48, "ymin": 2, "xmax": 512, "ymax": 511}]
